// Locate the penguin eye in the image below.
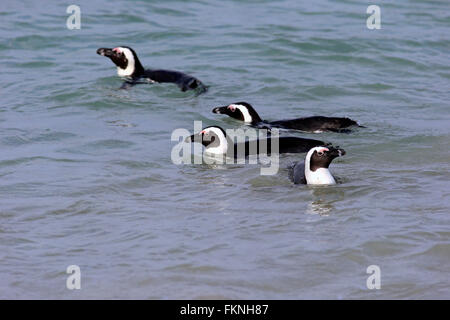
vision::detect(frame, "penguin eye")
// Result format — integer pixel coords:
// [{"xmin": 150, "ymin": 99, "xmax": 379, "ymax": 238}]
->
[{"xmin": 317, "ymin": 151, "xmax": 324, "ymax": 156}]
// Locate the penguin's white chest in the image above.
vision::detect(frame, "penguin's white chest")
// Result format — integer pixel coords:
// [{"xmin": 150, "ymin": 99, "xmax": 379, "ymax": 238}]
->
[
  {"xmin": 306, "ymin": 168, "xmax": 336, "ymax": 185},
  {"xmin": 117, "ymin": 66, "xmax": 134, "ymax": 77},
  {"xmin": 205, "ymin": 144, "xmax": 228, "ymax": 156}
]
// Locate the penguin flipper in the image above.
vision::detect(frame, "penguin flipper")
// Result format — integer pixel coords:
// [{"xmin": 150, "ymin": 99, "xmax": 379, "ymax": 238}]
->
[
  {"xmin": 179, "ymin": 78, "xmax": 208, "ymax": 95},
  {"xmin": 119, "ymin": 80, "xmax": 138, "ymax": 90},
  {"xmin": 289, "ymin": 161, "xmax": 307, "ymax": 184},
  {"xmin": 256, "ymin": 122, "xmax": 273, "ymax": 132}
]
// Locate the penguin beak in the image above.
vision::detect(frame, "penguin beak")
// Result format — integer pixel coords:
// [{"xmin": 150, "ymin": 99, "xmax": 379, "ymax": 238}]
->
[
  {"xmin": 212, "ymin": 106, "xmax": 228, "ymax": 114},
  {"xmin": 185, "ymin": 133, "xmax": 201, "ymax": 143},
  {"xmin": 97, "ymin": 48, "xmax": 114, "ymax": 57},
  {"xmin": 329, "ymin": 147, "xmax": 346, "ymax": 158}
]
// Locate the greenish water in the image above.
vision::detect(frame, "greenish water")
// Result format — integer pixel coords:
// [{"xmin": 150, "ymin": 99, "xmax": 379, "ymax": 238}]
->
[{"xmin": 0, "ymin": 0, "xmax": 449, "ymax": 299}]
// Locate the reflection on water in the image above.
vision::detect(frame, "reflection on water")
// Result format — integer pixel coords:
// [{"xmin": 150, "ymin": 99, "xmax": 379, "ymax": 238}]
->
[
  {"xmin": 305, "ymin": 187, "xmax": 339, "ymax": 216},
  {"xmin": 306, "ymin": 199, "xmax": 334, "ymax": 216}
]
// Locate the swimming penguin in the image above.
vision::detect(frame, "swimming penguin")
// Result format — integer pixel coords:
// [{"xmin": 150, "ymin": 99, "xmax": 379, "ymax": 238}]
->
[
  {"xmin": 289, "ymin": 146, "xmax": 346, "ymax": 185},
  {"xmin": 212, "ymin": 102, "xmax": 363, "ymax": 133},
  {"xmin": 185, "ymin": 126, "xmax": 327, "ymax": 157},
  {"xmin": 96, "ymin": 46, "xmax": 207, "ymax": 93}
]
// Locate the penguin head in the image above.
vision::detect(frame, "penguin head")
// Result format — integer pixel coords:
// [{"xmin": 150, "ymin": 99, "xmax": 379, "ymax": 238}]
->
[
  {"xmin": 97, "ymin": 46, "xmax": 144, "ymax": 77},
  {"xmin": 212, "ymin": 102, "xmax": 262, "ymax": 124},
  {"xmin": 306, "ymin": 146, "xmax": 345, "ymax": 171},
  {"xmin": 185, "ymin": 126, "xmax": 228, "ymax": 155},
  {"xmin": 304, "ymin": 146, "xmax": 345, "ymax": 185}
]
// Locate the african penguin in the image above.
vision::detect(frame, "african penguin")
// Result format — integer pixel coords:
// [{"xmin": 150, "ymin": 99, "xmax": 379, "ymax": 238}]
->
[
  {"xmin": 289, "ymin": 146, "xmax": 346, "ymax": 185},
  {"xmin": 212, "ymin": 102, "xmax": 363, "ymax": 133},
  {"xmin": 96, "ymin": 46, "xmax": 207, "ymax": 93},
  {"xmin": 185, "ymin": 126, "xmax": 327, "ymax": 158}
]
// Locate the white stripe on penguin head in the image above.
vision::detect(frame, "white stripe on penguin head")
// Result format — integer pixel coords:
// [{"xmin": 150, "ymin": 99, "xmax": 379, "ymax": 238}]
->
[
  {"xmin": 229, "ymin": 104, "xmax": 253, "ymax": 123},
  {"xmin": 202, "ymin": 127, "xmax": 228, "ymax": 155},
  {"xmin": 115, "ymin": 47, "xmax": 136, "ymax": 77}
]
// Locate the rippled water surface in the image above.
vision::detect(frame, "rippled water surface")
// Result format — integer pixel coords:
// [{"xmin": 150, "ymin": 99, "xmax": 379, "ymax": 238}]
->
[{"xmin": 1, "ymin": 0, "xmax": 449, "ymax": 299}]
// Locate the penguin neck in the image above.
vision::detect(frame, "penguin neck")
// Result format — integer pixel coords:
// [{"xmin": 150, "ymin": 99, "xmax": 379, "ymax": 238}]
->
[
  {"xmin": 305, "ymin": 168, "xmax": 336, "ymax": 185},
  {"xmin": 133, "ymin": 58, "xmax": 145, "ymax": 77},
  {"xmin": 204, "ymin": 136, "xmax": 229, "ymax": 155},
  {"xmin": 117, "ymin": 56, "xmax": 145, "ymax": 78},
  {"xmin": 233, "ymin": 105, "xmax": 262, "ymax": 124},
  {"xmin": 246, "ymin": 109, "xmax": 263, "ymax": 124}
]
